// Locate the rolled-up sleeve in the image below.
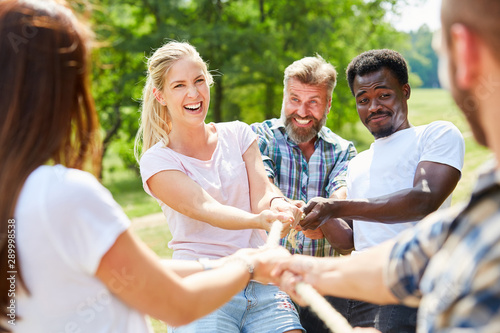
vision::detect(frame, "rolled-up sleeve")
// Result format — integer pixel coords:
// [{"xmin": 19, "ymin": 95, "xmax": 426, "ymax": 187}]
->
[{"xmin": 251, "ymin": 122, "xmax": 276, "ymax": 180}]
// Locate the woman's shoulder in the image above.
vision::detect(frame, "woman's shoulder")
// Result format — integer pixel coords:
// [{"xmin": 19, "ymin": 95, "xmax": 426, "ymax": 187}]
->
[
  {"xmin": 32, "ymin": 165, "xmax": 97, "ymax": 188},
  {"xmin": 212, "ymin": 120, "xmax": 250, "ymax": 132},
  {"xmin": 213, "ymin": 120, "xmax": 255, "ymax": 139},
  {"xmin": 18, "ymin": 165, "xmax": 116, "ymax": 221},
  {"xmin": 140, "ymin": 141, "xmax": 178, "ymax": 165},
  {"xmin": 31, "ymin": 165, "xmax": 107, "ymax": 199}
]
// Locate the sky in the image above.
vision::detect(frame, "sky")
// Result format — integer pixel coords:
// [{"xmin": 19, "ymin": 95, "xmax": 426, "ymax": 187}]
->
[{"xmin": 389, "ymin": 0, "xmax": 442, "ymax": 32}]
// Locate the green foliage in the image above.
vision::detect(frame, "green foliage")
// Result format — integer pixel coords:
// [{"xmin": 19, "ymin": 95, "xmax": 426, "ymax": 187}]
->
[
  {"xmin": 82, "ymin": 0, "xmax": 410, "ymax": 178},
  {"xmin": 402, "ymin": 25, "xmax": 440, "ymax": 88},
  {"xmin": 101, "ymin": 151, "xmax": 162, "ymax": 218}
]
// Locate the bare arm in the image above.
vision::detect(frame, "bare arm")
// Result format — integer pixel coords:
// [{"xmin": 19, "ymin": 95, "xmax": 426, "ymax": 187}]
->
[
  {"xmin": 244, "ymin": 141, "xmax": 303, "ymax": 235},
  {"xmin": 146, "ymin": 161, "xmax": 291, "ymax": 233},
  {"xmin": 272, "ymin": 241, "xmax": 399, "ymax": 305},
  {"xmin": 302, "ymin": 161, "xmax": 461, "ymax": 229},
  {"xmin": 96, "ymin": 229, "xmax": 252, "ymax": 327},
  {"xmin": 303, "ymin": 187, "xmax": 354, "ymax": 254},
  {"xmin": 244, "ymin": 141, "xmax": 283, "ymax": 213},
  {"xmin": 317, "ymin": 218, "xmax": 354, "ymax": 255}
]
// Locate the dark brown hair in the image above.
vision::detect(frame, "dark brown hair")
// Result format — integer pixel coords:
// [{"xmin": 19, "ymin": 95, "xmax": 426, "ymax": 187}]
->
[{"xmin": 0, "ymin": 0, "xmax": 100, "ymax": 329}]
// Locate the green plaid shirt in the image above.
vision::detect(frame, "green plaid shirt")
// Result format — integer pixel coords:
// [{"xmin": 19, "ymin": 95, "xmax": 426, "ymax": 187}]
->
[{"xmin": 251, "ymin": 118, "xmax": 357, "ymax": 257}]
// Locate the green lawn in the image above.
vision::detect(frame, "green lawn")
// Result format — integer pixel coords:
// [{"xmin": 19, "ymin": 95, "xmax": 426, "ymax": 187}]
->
[
  {"xmin": 102, "ymin": 155, "xmax": 162, "ymax": 219},
  {"xmin": 104, "ymin": 88, "xmax": 492, "ymax": 332}
]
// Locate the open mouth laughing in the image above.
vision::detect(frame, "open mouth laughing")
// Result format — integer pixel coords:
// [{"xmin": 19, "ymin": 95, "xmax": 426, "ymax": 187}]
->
[
  {"xmin": 184, "ymin": 102, "xmax": 202, "ymax": 112},
  {"xmin": 293, "ymin": 117, "xmax": 313, "ymax": 126}
]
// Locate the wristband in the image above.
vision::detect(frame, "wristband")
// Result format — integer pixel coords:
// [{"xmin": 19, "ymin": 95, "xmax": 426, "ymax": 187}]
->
[{"xmin": 270, "ymin": 196, "xmax": 290, "ymax": 206}]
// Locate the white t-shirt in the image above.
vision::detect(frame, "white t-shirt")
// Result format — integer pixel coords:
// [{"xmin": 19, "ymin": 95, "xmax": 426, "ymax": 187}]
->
[
  {"xmin": 347, "ymin": 121, "xmax": 465, "ymax": 252},
  {"xmin": 140, "ymin": 121, "xmax": 267, "ymax": 260},
  {"xmin": 14, "ymin": 165, "xmax": 152, "ymax": 333}
]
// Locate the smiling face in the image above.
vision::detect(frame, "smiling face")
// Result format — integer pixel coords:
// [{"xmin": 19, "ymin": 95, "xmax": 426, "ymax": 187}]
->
[
  {"xmin": 281, "ymin": 78, "xmax": 331, "ymax": 144},
  {"xmin": 353, "ymin": 68, "xmax": 411, "ymax": 139},
  {"xmin": 160, "ymin": 56, "xmax": 210, "ymax": 127}
]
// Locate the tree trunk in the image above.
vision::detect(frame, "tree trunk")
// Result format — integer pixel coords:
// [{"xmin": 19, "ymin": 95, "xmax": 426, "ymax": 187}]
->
[
  {"xmin": 213, "ymin": 76, "xmax": 224, "ymax": 122},
  {"xmin": 265, "ymin": 80, "xmax": 277, "ymax": 119},
  {"xmin": 99, "ymin": 103, "xmax": 122, "ymax": 180}
]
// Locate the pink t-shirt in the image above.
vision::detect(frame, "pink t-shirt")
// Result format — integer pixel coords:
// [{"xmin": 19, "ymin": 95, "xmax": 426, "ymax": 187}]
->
[{"xmin": 140, "ymin": 121, "xmax": 266, "ymax": 260}]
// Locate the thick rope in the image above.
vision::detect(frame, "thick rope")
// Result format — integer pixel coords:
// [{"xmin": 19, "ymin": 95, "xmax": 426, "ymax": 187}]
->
[{"xmin": 265, "ymin": 221, "xmax": 354, "ymax": 333}]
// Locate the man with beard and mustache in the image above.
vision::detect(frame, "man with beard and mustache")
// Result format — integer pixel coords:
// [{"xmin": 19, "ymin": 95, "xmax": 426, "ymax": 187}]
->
[
  {"xmin": 251, "ymin": 55, "xmax": 357, "ymax": 332},
  {"xmin": 271, "ymin": 1, "xmax": 500, "ymax": 330}
]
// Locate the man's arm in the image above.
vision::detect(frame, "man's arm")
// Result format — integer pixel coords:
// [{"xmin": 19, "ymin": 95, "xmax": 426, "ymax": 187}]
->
[
  {"xmin": 310, "ymin": 187, "xmax": 354, "ymax": 254},
  {"xmin": 271, "ymin": 241, "xmax": 399, "ymax": 305},
  {"xmin": 301, "ymin": 161, "xmax": 461, "ymax": 229}
]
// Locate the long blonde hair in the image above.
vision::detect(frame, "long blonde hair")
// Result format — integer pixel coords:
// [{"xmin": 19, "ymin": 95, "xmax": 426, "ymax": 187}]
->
[{"xmin": 134, "ymin": 41, "xmax": 213, "ymax": 161}]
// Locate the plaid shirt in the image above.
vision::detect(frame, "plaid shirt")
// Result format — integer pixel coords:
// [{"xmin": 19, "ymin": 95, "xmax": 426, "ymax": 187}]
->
[
  {"xmin": 251, "ymin": 118, "xmax": 357, "ymax": 257},
  {"xmin": 386, "ymin": 161, "xmax": 500, "ymax": 332}
]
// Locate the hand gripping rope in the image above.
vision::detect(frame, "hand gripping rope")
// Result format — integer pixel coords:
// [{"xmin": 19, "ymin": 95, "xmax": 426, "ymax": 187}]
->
[{"xmin": 264, "ymin": 221, "xmax": 354, "ymax": 333}]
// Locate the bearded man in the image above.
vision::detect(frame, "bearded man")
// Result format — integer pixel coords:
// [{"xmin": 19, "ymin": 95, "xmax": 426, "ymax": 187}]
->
[{"xmin": 251, "ymin": 55, "xmax": 357, "ymax": 332}]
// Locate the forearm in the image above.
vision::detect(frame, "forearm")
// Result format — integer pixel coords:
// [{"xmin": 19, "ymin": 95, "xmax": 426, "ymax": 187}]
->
[
  {"xmin": 97, "ymin": 230, "xmax": 252, "ymax": 327},
  {"xmin": 251, "ymin": 176, "xmax": 288, "ymax": 213},
  {"xmin": 334, "ymin": 188, "xmax": 442, "ymax": 223},
  {"xmin": 160, "ymin": 259, "xmax": 203, "ymax": 277},
  {"xmin": 314, "ymin": 241, "xmax": 398, "ymax": 304},
  {"xmin": 160, "ymin": 258, "xmax": 225, "ymax": 278},
  {"xmin": 335, "ymin": 161, "xmax": 460, "ymax": 223},
  {"xmin": 148, "ymin": 171, "xmax": 262, "ymax": 230},
  {"xmin": 195, "ymin": 200, "xmax": 262, "ymax": 230},
  {"xmin": 319, "ymin": 218, "xmax": 354, "ymax": 255},
  {"xmin": 253, "ymin": 184, "xmax": 280, "ymax": 213},
  {"xmin": 173, "ymin": 261, "xmax": 251, "ymax": 324}
]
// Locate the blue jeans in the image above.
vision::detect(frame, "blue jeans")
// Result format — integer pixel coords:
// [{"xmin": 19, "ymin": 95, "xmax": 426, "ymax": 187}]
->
[
  {"xmin": 169, "ymin": 281, "xmax": 304, "ymax": 333},
  {"xmin": 299, "ymin": 297, "xmax": 417, "ymax": 333}
]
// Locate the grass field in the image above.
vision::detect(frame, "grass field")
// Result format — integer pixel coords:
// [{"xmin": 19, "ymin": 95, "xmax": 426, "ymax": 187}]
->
[{"xmin": 104, "ymin": 88, "xmax": 492, "ymax": 332}]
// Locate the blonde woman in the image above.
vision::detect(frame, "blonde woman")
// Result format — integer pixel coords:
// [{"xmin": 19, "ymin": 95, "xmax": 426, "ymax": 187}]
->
[{"xmin": 136, "ymin": 41, "xmax": 304, "ymax": 333}]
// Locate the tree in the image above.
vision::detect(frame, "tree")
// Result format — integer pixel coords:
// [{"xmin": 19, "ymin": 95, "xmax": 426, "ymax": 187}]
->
[
  {"xmin": 402, "ymin": 25, "xmax": 440, "ymax": 88},
  {"xmin": 81, "ymin": 0, "xmax": 407, "ymax": 174}
]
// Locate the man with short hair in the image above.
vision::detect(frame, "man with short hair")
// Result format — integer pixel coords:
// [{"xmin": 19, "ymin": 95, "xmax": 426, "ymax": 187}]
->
[
  {"xmin": 272, "ymin": 0, "xmax": 500, "ymax": 331},
  {"xmin": 299, "ymin": 49, "xmax": 465, "ymax": 332},
  {"xmin": 251, "ymin": 55, "xmax": 356, "ymax": 332}
]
